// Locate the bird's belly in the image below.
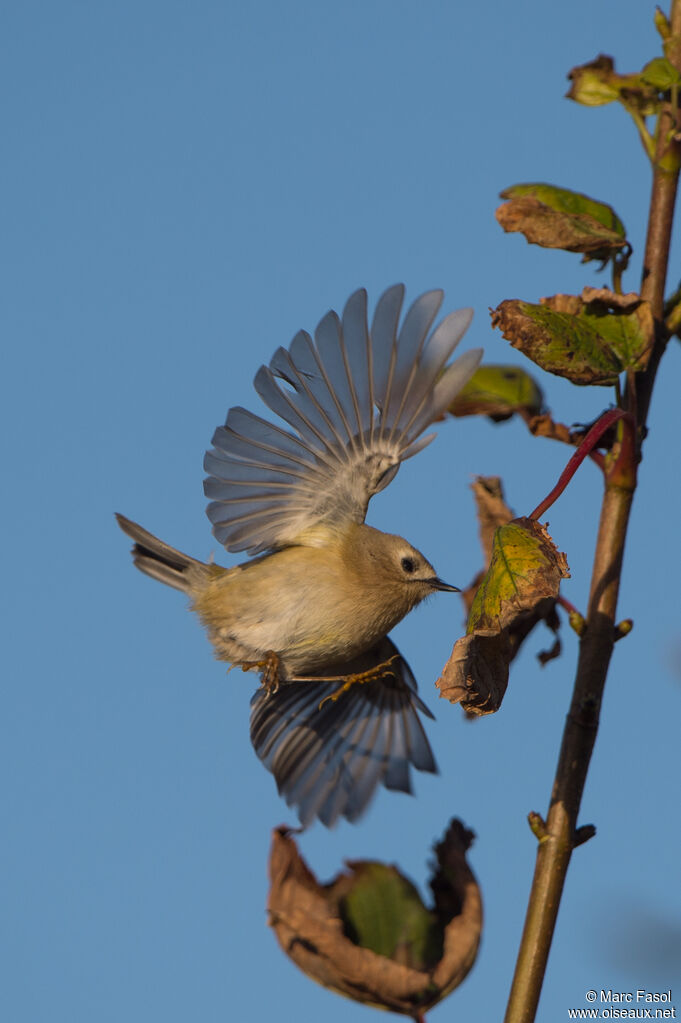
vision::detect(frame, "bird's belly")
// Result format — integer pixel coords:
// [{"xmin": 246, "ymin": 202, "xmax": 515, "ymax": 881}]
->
[
  {"xmin": 194, "ymin": 546, "xmax": 406, "ymax": 680},
  {"xmin": 207, "ymin": 593, "xmax": 387, "ymax": 679}
]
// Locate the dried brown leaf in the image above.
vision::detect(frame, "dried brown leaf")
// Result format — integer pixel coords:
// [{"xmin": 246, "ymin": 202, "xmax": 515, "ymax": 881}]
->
[
  {"xmin": 471, "ymin": 477, "xmax": 514, "ymax": 563},
  {"xmin": 579, "ymin": 286, "xmax": 650, "ymax": 311},
  {"xmin": 439, "ymin": 518, "xmax": 569, "ymax": 715},
  {"xmin": 437, "ymin": 631, "xmax": 512, "ymax": 715},
  {"xmin": 267, "ymin": 821, "xmax": 482, "ymax": 1015},
  {"xmin": 496, "ymin": 195, "xmax": 625, "ymax": 257},
  {"xmin": 521, "ymin": 412, "xmax": 574, "ymax": 444},
  {"xmin": 567, "ymin": 54, "xmax": 660, "ymax": 115}
]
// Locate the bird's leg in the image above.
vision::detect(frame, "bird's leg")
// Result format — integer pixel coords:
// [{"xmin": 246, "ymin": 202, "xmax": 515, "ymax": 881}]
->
[
  {"xmin": 236, "ymin": 650, "xmax": 282, "ymax": 694},
  {"xmin": 306, "ymin": 653, "xmax": 401, "ymax": 709}
]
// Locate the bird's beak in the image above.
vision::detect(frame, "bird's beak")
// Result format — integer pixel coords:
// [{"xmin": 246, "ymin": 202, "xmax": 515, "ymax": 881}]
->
[{"xmin": 430, "ymin": 577, "xmax": 460, "ymax": 593}]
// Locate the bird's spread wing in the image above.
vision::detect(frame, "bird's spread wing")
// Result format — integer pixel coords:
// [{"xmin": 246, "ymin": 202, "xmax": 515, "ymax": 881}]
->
[
  {"xmin": 204, "ymin": 285, "xmax": 481, "ymax": 553},
  {"xmin": 249, "ymin": 637, "xmax": 437, "ymax": 828}
]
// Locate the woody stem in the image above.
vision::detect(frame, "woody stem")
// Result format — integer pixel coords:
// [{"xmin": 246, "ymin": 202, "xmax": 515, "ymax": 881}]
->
[{"xmin": 504, "ymin": 3, "xmax": 681, "ymax": 1019}]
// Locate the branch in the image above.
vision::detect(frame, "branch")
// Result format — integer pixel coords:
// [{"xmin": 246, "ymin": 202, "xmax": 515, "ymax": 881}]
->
[
  {"xmin": 634, "ymin": 5, "xmax": 681, "ymax": 427},
  {"xmin": 504, "ymin": 473, "xmax": 635, "ymax": 1023},
  {"xmin": 503, "ymin": 5, "xmax": 681, "ymax": 1019}
]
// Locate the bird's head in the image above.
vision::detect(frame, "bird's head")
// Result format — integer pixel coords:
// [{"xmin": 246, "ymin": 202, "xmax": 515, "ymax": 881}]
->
[{"xmin": 345, "ymin": 524, "xmax": 459, "ymax": 622}]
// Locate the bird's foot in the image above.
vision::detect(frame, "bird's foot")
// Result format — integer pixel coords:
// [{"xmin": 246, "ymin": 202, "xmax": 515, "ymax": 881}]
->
[
  {"xmin": 237, "ymin": 651, "xmax": 282, "ymax": 694},
  {"xmin": 316, "ymin": 653, "xmax": 401, "ymax": 709}
]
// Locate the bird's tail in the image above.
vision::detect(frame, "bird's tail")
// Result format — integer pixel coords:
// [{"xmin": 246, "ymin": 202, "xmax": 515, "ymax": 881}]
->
[
  {"xmin": 249, "ymin": 637, "xmax": 437, "ymax": 828},
  {"xmin": 116, "ymin": 514, "xmax": 210, "ymax": 593}
]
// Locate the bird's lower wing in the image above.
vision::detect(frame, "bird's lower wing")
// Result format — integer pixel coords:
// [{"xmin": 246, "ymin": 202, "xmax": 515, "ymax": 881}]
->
[{"xmin": 249, "ymin": 637, "xmax": 437, "ymax": 828}]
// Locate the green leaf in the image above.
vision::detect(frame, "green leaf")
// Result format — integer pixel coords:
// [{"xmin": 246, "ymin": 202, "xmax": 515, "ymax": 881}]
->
[
  {"xmin": 340, "ymin": 863, "xmax": 443, "ymax": 970},
  {"xmin": 467, "ymin": 519, "xmax": 568, "ymax": 632},
  {"xmin": 496, "ymin": 183, "xmax": 628, "ymax": 264},
  {"xmin": 437, "ymin": 518, "xmax": 569, "ymax": 714},
  {"xmin": 641, "ymin": 56, "xmax": 681, "ymax": 90},
  {"xmin": 654, "ymin": 6, "xmax": 671, "ymax": 41},
  {"xmin": 448, "ymin": 364, "xmax": 544, "ymax": 421},
  {"xmin": 491, "ymin": 289, "xmax": 655, "ymax": 386}
]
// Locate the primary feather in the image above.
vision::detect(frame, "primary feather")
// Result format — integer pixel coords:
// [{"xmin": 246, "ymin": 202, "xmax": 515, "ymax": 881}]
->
[{"xmin": 204, "ymin": 285, "xmax": 481, "ymax": 554}]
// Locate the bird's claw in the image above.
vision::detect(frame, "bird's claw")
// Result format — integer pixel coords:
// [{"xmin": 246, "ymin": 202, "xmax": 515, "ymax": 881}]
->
[
  {"xmin": 316, "ymin": 653, "xmax": 401, "ymax": 709},
  {"xmin": 238, "ymin": 651, "xmax": 282, "ymax": 694}
]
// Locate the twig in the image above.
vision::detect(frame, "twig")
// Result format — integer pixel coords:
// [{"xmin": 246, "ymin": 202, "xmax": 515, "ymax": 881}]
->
[{"xmin": 528, "ymin": 409, "xmax": 628, "ymax": 521}]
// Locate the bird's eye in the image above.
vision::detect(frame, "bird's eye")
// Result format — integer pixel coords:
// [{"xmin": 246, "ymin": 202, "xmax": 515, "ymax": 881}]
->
[{"xmin": 400, "ymin": 556, "xmax": 416, "ymax": 574}]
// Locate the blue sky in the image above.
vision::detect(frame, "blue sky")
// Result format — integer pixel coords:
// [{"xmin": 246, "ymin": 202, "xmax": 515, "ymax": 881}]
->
[{"xmin": 4, "ymin": 2, "xmax": 680, "ymax": 1021}]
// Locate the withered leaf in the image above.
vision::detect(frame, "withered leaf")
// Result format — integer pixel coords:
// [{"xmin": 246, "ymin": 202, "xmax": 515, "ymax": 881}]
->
[
  {"xmin": 579, "ymin": 286, "xmax": 645, "ymax": 309},
  {"xmin": 460, "ymin": 477, "xmax": 515, "ymax": 618},
  {"xmin": 567, "ymin": 54, "xmax": 626, "ymax": 106},
  {"xmin": 496, "ymin": 183, "xmax": 628, "ymax": 264},
  {"xmin": 522, "ymin": 412, "xmax": 574, "ymax": 445},
  {"xmin": 491, "ymin": 288, "xmax": 655, "ymax": 386},
  {"xmin": 437, "ymin": 518, "xmax": 569, "ymax": 715},
  {"xmin": 471, "ymin": 477, "xmax": 514, "ymax": 564},
  {"xmin": 567, "ymin": 54, "xmax": 660, "ymax": 115},
  {"xmin": 267, "ymin": 820, "xmax": 482, "ymax": 1016},
  {"xmin": 448, "ymin": 364, "xmax": 544, "ymax": 422},
  {"xmin": 438, "ymin": 631, "xmax": 512, "ymax": 717},
  {"xmin": 468, "ymin": 518, "xmax": 569, "ymax": 628}
]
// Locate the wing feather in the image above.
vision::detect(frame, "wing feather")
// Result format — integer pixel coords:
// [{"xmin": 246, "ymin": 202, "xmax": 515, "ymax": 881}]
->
[
  {"xmin": 381, "ymin": 289, "xmax": 443, "ymax": 437},
  {"xmin": 206, "ymin": 285, "xmax": 481, "ymax": 553}
]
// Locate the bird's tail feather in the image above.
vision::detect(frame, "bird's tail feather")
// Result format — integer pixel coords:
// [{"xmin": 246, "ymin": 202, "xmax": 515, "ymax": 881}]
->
[{"xmin": 116, "ymin": 514, "xmax": 209, "ymax": 593}]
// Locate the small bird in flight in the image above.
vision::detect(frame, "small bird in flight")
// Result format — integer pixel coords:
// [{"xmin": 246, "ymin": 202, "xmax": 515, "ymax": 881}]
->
[{"xmin": 117, "ymin": 284, "xmax": 481, "ymax": 826}]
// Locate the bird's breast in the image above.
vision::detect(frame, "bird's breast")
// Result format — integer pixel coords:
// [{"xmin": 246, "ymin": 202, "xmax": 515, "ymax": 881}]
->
[{"xmin": 192, "ymin": 543, "xmax": 406, "ymax": 678}]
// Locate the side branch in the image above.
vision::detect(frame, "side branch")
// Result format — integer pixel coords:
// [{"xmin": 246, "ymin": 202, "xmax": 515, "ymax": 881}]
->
[{"xmin": 529, "ymin": 409, "xmax": 628, "ymax": 521}]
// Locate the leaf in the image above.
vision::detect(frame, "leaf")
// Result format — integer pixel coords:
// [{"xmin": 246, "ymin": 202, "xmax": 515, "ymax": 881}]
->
[
  {"xmin": 340, "ymin": 864, "xmax": 443, "ymax": 969},
  {"xmin": 566, "ymin": 54, "xmax": 626, "ymax": 106},
  {"xmin": 437, "ymin": 518, "xmax": 569, "ymax": 715},
  {"xmin": 267, "ymin": 820, "xmax": 482, "ymax": 1016},
  {"xmin": 467, "ymin": 518, "xmax": 568, "ymax": 630},
  {"xmin": 654, "ymin": 6, "xmax": 672, "ymax": 41},
  {"xmin": 641, "ymin": 56, "xmax": 681, "ymax": 91},
  {"xmin": 502, "ymin": 184, "xmax": 626, "ymax": 235},
  {"xmin": 471, "ymin": 477, "xmax": 515, "ymax": 565},
  {"xmin": 496, "ymin": 183, "xmax": 628, "ymax": 263},
  {"xmin": 567, "ymin": 54, "xmax": 660, "ymax": 115},
  {"xmin": 491, "ymin": 288, "xmax": 655, "ymax": 386},
  {"xmin": 448, "ymin": 364, "xmax": 544, "ymax": 422},
  {"xmin": 459, "ymin": 477, "xmax": 515, "ymax": 618},
  {"xmin": 437, "ymin": 631, "xmax": 513, "ymax": 716}
]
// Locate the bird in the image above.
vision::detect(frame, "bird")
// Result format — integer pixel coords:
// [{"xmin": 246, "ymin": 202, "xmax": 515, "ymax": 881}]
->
[{"xmin": 117, "ymin": 284, "xmax": 481, "ymax": 827}]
